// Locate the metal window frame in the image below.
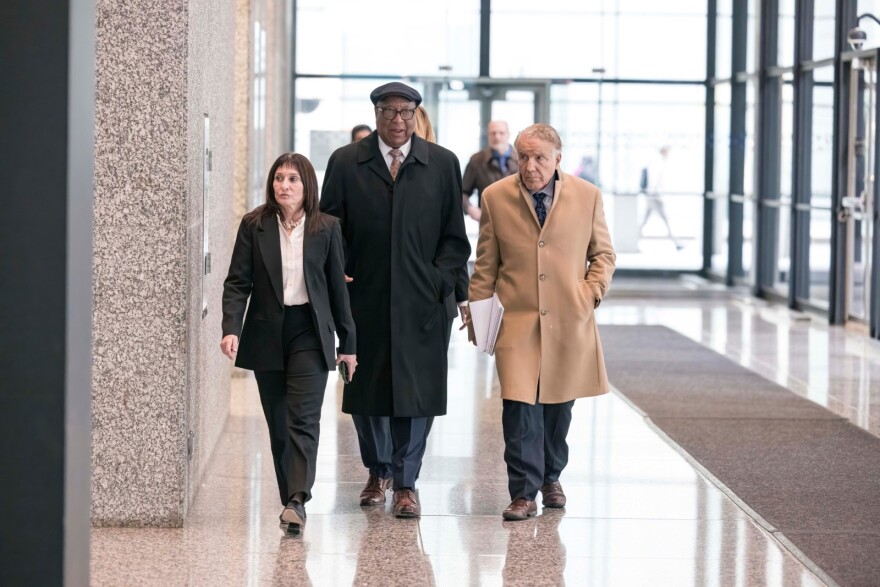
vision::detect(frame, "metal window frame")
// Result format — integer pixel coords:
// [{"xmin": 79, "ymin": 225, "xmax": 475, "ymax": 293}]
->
[
  {"xmin": 790, "ymin": 0, "xmax": 815, "ymax": 307},
  {"xmin": 726, "ymin": 0, "xmax": 748, "ymax": 285},
  {"xmin": 703, "ymin": 0, "xmax": 717, "ymax": 274},
  {"xmin": 830, "ymin": 0, "xmax": 858, "ymax": 324},
  {"xmin": 755, "ymin": 0, "xmax": 782, "ymax": 294}
]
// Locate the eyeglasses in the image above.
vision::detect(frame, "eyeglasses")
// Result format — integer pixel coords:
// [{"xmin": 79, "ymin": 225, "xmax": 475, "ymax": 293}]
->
[{"xmin": 377, "ymin": 107, "xmax": 416, "ymax": 121}]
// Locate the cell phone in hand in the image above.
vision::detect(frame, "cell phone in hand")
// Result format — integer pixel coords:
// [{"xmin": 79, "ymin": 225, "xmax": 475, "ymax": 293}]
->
[{"xmin": 338, "ymin": 361, "xmax": 351, "ymax": 384}]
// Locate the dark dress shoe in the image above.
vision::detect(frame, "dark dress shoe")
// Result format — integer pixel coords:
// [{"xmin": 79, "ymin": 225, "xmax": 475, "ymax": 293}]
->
[
  {"xmin": 281, "ymin": 500, "xmax": 307, "ymax": 534},
  {"xmin": 360, "ymin": 473, "xmax": 392, "ymax": 506},
  {"xmin": 503, "ymin": 498, "xmax": 537, "ymax": 520},
  {"xmin": 540, "ymin": 481, "xmax": 566, "ymax": 508},
  {"xmin": 392, "ymin": 488, "xmax": 421, "ymax": 518}
]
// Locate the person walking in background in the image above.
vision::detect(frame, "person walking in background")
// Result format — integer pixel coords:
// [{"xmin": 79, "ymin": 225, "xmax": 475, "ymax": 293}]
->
[
  {"xmin": 320, "ymin": 82, "xmax": 471, "ymax": 518},
  {"xmin": 351, "ymin": 124, "xmax": 372, "ymax": 142},
  {"xmin": 639, "ymin": 145, "xmax": 683, "ymax": 251},
  {"xmin": 468, "ymin": 124, "xmax": 616, "ymax": 520},
  {"xmin": 220, "ymin": 153, "xmax": 357, "ymax": 535},
  {"xmin": 461, "ymin": 120, "xmax": 518, "ymax": 221},
  {"xmin": 573, "ymin": 155, "xmax": 597, "ymax": 185}
]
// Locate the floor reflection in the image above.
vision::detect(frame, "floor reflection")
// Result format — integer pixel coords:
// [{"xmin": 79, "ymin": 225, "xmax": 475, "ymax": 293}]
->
[{"xmin": 502, "ymin": 511, "xmax": 566, "ymax": 586}]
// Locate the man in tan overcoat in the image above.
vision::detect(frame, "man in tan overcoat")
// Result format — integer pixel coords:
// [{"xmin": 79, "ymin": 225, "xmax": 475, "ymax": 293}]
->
[{"xmin": 468, "ymin": 123, "xmax": 616, "ymax": 520}]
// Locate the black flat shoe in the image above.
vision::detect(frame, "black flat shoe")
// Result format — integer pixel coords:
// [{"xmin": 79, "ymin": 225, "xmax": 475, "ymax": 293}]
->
[{"xmin": 281, "ymin": 500, "xmax": 307, "ymax": 534}]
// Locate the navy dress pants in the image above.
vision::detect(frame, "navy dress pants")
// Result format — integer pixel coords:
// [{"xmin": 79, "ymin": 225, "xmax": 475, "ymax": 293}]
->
[
  {"xmin": 351, "ymin": 414, "xmax": 393, "ymax": 480},
  {"xmin": 352, "ymin": 414, "xmax": 433, "ymax": 488},
  {"xmin": 502, "ymin": 397, "xmax": 574, "ymax": 501}
]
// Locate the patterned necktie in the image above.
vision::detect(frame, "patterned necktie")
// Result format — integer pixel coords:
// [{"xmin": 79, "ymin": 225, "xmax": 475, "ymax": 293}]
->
[
  {"xmin": 389, "ymin": 149, "xmax": 402, "ymax": 181},
  {"xmin": 533, "ymin": 192, "xmax": 547, "ymax": 227}
]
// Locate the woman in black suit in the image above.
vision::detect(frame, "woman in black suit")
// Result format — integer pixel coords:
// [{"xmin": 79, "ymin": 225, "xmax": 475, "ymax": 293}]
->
[{"xmin": 221, "ymin": 152, "xmax": 356, "ymax": 535}]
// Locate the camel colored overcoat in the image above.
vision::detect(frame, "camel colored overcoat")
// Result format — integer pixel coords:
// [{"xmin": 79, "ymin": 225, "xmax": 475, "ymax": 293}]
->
[{"xmin": 468, "ymin": 171, "xmax": 616, "ymax": 404}]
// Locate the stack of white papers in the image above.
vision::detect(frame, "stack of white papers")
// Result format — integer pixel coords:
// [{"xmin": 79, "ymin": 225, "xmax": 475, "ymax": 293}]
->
[{"xmin": 470, "ymin": 293, "xmax": 504, "ymax": 355}]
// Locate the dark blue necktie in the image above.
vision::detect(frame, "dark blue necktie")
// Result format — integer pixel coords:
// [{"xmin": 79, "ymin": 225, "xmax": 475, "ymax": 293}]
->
[
  {"xmin": 496, "ymin": 155, "xmax": 508, "ymax": 175},
  {"xmin": 533, "ymin": 192, "xmax": 547, "ymax": 227}
]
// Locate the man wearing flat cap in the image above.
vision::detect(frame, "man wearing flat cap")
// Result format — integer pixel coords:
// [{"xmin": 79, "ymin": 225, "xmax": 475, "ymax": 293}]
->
[{"xmin": 321, "ymin": 82, "xmax": 470, "ymax": 517}]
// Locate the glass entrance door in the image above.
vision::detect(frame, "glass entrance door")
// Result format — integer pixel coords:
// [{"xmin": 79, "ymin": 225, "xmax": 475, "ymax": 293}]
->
[{"xmin": 421, "ymin": 79, "xmax": 549, "ymax": 171}]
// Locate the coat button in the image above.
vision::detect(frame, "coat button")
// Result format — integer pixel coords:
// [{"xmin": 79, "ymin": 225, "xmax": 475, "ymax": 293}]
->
[
  {"xmin": 538, "ymin": 241, "xmax": 545, "ymax": 248},
  {"xmin": 539, "ymin": 274, "xmax": 546, "ymax": 281},
  {"xmin": 540, "ymin": 309, "xmax": 547, "ymax": 315}
]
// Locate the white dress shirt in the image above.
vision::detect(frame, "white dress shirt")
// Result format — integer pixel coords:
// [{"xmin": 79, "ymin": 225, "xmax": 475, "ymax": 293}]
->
[
  {"xmin": 378, "ymin": 136, "xmax": 412, "ymax": 173},
  {"xmin": 278, "ymin": 214, "xmax": 309, "ymax": 306}
]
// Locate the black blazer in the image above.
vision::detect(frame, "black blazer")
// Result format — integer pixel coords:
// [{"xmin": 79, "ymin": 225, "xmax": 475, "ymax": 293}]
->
[{"xmin": 222, "ymin": 212, "xmax": 355, "ymax": 372}]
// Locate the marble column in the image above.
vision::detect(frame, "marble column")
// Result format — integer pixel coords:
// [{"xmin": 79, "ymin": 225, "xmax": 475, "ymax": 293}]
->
[{"xmin": 91, "ymin": 0, "xmax": 245, "ymax": 526}]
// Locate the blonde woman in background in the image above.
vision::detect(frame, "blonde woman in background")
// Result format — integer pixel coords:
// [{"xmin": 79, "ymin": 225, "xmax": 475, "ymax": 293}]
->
[{"xmin": 414, "ymin": 105, "xmax": 435, "ymax": 143}]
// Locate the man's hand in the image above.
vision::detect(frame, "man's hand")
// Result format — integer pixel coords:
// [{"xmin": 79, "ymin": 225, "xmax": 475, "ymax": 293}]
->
[
  {"xmin": 220, "ymin": 335, "xmax": 239, "ymax": 360},
  {"xmin": 458, "ymin": 304, "xmax": 471, "ymax": 331},
  {"xmin": 344, "ymin": 274, "xmax": 353, "ymax": 283},
  {"xmin": 466, "ymin": 206, "xmax": 482, "ymax": 222}
]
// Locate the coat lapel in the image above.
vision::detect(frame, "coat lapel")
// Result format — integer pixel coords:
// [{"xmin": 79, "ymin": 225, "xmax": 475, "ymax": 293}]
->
[
  {"xmin": 358, "ymin": 134, "xmax": 394, "ymax": 185},
  {"xmin": 256, "ymin": 215, "xmax": 284, "ymax": 306},
  {"xmin": 518, "ymin": 177, "xmax": 541, "ymax": 229},
  {"xmin": 400, "ymin": 135, "xmax": 429, "ymax": 175},
  {"xmin": 301, "ymin": 228, "xmax": 320, "ymax": 287}
]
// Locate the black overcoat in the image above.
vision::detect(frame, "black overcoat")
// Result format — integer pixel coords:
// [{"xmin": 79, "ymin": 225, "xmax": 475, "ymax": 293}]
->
[
  {"xmin": 221, "ymin": 213, "xmax": 356, "ymax": 372},
  {"xmin": 320, "ymin": 132, "xmax": 471, "ymax": 417}
]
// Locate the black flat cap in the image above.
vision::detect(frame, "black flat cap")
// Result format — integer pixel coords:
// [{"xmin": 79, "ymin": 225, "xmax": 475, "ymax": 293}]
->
[{"xmin": 369, "ymin": 82, "xmax": 422, "ymax": 106}]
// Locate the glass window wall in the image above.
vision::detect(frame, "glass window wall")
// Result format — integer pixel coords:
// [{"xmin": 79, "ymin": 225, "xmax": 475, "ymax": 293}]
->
[
  {"xmin": 551, "ymin": 83, "xmax": 704, "ymax": 269},
  {"xmin": 716, "ymin": 0, "xmax": 733, "ymax": 79},
  {"xmin": 491, "ymin": 1, "xmax": 706, "ymax": 80},
  {"xmin": 778, "ymin": 0, "xmax": 796, "ymax": 67},
  {"xmin": 774, "ymin": 79, "xmax": 795, "ymax": 295},
  {"xmin": 713, "ymin": 84, "xmax": 731, "ymax": 194},
  {"xmin": 296, "ymin": 0, "xmax": 480, "ymax": 76},
  {"xmin": 746, "ymin": 0, "xmax": 759, "ymax": 72},
  {"xmin": 813, "ymin": 0, "xmax": 837, "ymax": 60}
]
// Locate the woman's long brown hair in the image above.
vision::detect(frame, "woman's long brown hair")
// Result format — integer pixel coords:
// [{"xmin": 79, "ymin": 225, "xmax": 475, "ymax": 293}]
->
[{"xmin": 243, "ymin": 152, "xmax": 331, "ymax": 235}]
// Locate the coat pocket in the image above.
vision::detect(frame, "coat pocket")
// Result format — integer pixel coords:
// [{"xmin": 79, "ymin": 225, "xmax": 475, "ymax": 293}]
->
[
  {"xmin": 576, "ymin": 280, "xmax": 595, "ymax": 314},
  {"xmin": 421, "ymin": 302, "xmax": 443, "ymax": 332}
]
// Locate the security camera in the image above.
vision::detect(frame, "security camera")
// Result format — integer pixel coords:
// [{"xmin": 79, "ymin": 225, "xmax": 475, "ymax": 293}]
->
[{"xmin": 849, "ymin": 27, "xmax": 867, "ymax": 51}]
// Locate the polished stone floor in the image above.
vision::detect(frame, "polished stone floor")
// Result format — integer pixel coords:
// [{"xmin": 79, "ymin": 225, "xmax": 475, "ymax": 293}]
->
[{"xmin": 91, "ymin": 284, "xmax": 880, "ymax": 586}]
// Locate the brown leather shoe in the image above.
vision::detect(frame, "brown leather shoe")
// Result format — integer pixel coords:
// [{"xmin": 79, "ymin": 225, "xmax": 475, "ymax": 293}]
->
[
  {"xmin": 540, "ymin": 481, "xmax": 566, "ymax": 508},
  {"xmin": 359, "ymin": 473, "xmax": 392, "ymax": 506},
  {"xmin": 502, "ymin": 498, "xmax": 537, "ymax": 520},
  {"xmin": 392, "ymin": 488, "xmax": 421, "ymax": 518}
]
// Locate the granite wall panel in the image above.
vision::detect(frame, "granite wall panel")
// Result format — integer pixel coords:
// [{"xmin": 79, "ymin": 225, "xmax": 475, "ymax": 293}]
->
[{"xmin": 91, "ymin": 0, "xmax": 263, "ymax": 526}]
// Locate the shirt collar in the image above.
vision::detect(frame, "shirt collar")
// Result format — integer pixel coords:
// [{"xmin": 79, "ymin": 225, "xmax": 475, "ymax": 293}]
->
[
  {"xmin": 491, "ymin": 145, "xmax": 511, "ymax": 159},
  {"xmin": 531, "ymin": 171, "xmax": 559, "ymax": 198},
  {"xmin": 378, "ymin": 135, "xmax": 412, "ymax": 159}
]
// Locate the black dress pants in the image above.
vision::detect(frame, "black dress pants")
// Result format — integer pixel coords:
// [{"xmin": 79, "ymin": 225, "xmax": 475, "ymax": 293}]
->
[
  {"xmin": 254, "ymin": 304, "xmax": 328, "ymax": 506},
  {"xmin": 502, "ymin": 397, "xmax": 574, "ymax": 501}
]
